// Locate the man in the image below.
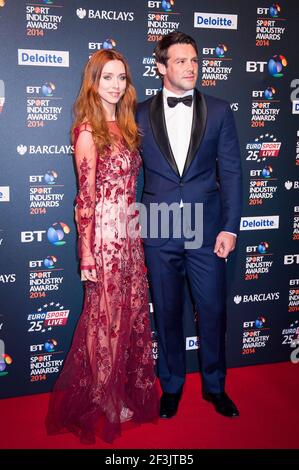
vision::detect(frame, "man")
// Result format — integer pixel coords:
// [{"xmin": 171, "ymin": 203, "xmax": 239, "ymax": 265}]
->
[{"xmin": 136, "ymin": 32, "xmax": 242, "ymax": 419}]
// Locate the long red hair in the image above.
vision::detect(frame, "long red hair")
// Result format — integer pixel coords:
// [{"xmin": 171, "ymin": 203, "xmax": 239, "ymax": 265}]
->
[{"xmin": 71, "ymin": 49, "xmax": 140, "ymax": 152}]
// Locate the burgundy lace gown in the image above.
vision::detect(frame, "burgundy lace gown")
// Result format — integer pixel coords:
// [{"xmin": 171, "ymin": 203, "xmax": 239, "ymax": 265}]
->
[{"xmin": 46, "ymin": 122, "xmax": 159, "ymax": 444}]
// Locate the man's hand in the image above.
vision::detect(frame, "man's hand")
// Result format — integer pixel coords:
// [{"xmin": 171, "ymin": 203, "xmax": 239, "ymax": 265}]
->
[{"xmin": 214, "ymin": 231, "xmax": 236, "ymax": 258}]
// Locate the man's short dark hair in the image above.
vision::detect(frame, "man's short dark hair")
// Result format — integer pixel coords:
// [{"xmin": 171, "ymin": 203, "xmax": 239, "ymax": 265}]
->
[{"xmin": 154, "ymin": 31, "xmax": 198, "ymax": 66}]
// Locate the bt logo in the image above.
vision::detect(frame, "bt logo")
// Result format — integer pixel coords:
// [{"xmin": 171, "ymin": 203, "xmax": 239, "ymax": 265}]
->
[
  {"xmin": 148, "ymin": 1, "xmax": 174, "ymax": 11},
  {"xmin": 27, "ymin": 82, "xmax": 55, "ymax": 96},
  {"xmin": 47, "ymin": 222, "xmax": 70, "ymax": 246},
  {"xmin": 246, "ymin": 55, "xmax": 287, "ymax": 76},
  {"xmin": 89, "ymin": 39, "xmax": 116, "ymax": 51},
  {"xmin": 30, "ymin": 339, "xmax": 57, "ymax": 353},
  {"xmin": 44, "ymin": 339, "xmax": 57, "ymax": 352},
  {"xmin": 203, "ymin": 44, "xmax": 228, "ymax": 58},
  {"xmin": 30, "ymin": 171, "xmax": 58, "ymax": 184},
  {"xmin": 264, "ymin": 86, "xmax": 276, "ymax": 99},
  {"xmin": 246, "ymin": 242, "xmax": 269, "ymax": 254},
  {"xmin": 250, "ymin": 166, "xmax": 273, "ymax": 178},
  {"xmin": 21, "ymin": 230, "xmax": 46, "ymax": 243},
  {"xmin": 0, "ymin": 340, "xmax": 13, "ymax": 377},
  {"xmin": 268, "ymin": 54, "xmax": 287, "ymax": 77},
  {"xmin": 246, "ymin": 61, "xmax": 267, "ymax": 73},
  {"xmin": 29, "ymin": 256, "xmax": 57, "ymax": 269},
  {"xmin": 243, "ymin": 317, "xmax": 266, "ymax": 328},
  {"xmin": 21, "ymin": 222, "xmax": 70, "ymax": 244},
  {"xmin": 257, "ymin": 3, "xmax": 281, "ymax": 17},
  {"xmin": 284, "ymin": 254, "xmax": 299, "ymax": 265},
  {"xmin": 145, "ymin": 89, "xmax": 160, "ymax": 96}
]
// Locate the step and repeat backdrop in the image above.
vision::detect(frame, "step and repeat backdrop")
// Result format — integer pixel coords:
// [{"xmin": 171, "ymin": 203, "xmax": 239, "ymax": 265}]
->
[{"xmin": 0, "ymin": 0, "xmax": 298, "ymax": 398}]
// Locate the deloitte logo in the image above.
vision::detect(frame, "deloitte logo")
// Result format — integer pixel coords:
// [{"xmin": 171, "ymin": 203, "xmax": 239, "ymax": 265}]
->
[
  {"xmin": 240, "ymin": 216, "xmax": 279, "ymax": 231},
  {"xmin": 194, "ymin": 12, "xmax": 238, "ymax": 30},
  {"xmin": 18, "ymin": 49, "xmax": 69, "ymax": 68}
]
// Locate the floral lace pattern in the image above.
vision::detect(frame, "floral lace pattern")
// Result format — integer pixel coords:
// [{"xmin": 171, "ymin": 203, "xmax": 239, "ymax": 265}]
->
[{"xmin": 46, "ymin": 122, "xmax": 159, "ymax": 444}]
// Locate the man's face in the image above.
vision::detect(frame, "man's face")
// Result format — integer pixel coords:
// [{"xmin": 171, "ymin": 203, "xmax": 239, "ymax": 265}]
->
[{"xmin": 157, "ymin": 43, "xmax": 198, "ymax": 95}]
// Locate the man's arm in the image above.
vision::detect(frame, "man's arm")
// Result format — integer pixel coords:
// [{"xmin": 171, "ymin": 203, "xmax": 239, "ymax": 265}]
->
[{"xmin": 214, "ymin": 104, "xmax": 243, "ymax": 257}]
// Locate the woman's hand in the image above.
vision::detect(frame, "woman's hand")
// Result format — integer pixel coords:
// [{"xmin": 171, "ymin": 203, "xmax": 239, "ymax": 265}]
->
[
  {"xmin": 81, "ymin": 267, "xmax": 98, "ymax": 282},
  {"xmin": 80, "ymin": 254, "xmax": 97, "ymax": 282}
]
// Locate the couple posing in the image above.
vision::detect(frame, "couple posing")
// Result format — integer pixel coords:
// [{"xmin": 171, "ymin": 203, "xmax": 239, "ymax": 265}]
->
[{"xmin": 46, "ymin": 32, "xmax": 242, "ymax": 444}]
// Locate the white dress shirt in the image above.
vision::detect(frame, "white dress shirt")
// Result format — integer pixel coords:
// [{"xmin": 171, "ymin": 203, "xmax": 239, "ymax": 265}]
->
[
  {"xmin": 162, "ymin": 87, "xmax": 236, "ymax": 238},
  {"xmin": 163, "ymin": 87, "xmax": 194, "ymax": 176}
]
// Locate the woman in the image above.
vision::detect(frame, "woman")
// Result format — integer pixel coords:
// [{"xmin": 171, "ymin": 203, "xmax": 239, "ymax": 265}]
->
[{"xmin": 46, "ymin": 50, "xmax": 159, "ymax": 444}]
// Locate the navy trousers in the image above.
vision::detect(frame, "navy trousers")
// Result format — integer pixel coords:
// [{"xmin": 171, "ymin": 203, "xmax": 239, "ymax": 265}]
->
[{"xmin": 144, "ymin": 236, "xmax": 227, "ymax": 394}]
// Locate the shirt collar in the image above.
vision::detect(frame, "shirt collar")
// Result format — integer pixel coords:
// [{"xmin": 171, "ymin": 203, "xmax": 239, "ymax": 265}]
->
[
  {"xmin": 163, "ymin": 87, "xmax": 194, "ymax": 108},
  {"xmin": 163, "ymin": 87, "xmax": 194, "ymax": 99}
]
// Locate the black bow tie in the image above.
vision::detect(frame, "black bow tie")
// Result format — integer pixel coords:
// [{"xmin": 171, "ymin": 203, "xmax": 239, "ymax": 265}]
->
[{"xmin": 167, "ymin": 95, "xmax": 193, "ymax": 108}]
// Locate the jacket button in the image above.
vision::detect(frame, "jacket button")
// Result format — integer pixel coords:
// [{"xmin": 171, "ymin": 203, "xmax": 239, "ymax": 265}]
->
[{"xmin": 179, "ymin": 182, "xmax": 184, "ymax": 187}]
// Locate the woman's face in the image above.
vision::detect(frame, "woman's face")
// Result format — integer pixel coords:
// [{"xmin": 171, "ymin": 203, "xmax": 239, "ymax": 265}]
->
[{"xmin": 98, "ymin": 59, "xmax": 127, "ymax": 108}]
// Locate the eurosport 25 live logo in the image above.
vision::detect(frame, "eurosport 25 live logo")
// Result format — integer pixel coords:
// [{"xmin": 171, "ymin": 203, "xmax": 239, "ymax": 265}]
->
[
  {"xmin": 245, "ymin": 133, "xmax": 281, "ymax": 163},
  {"xmin": 27, "ymin": 302, "xmax": 70, "ymax": 333},
  {"xmin": 281, "ymin": 320, "xmax": 299, "ymax": 365}
]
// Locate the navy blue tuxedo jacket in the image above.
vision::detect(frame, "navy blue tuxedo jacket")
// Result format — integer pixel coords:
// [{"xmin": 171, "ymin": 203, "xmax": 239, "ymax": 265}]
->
[{"xmin": 136, "ymin": 89, "xmax": 242, "ymax": 246}]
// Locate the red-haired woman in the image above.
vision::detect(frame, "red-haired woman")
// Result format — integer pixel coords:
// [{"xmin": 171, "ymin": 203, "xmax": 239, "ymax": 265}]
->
[{"xmin": 46, "ymin": 50, "xmax": 158, "ymax": 444}]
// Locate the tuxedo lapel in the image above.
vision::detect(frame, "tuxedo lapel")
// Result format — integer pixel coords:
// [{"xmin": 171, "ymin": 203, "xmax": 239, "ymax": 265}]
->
[
  {"xmin": 182, "ymin": 89, "xmax": 207, "ymax": 176},
  {"xmin": 149, "ymin": 91, "xmax": 180, "ymax": 176}
]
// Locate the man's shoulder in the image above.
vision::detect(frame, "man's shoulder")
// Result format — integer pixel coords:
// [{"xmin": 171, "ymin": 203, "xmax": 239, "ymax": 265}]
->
[
  {"xmin": 201, "ymin": 91, "xmax": 230, "ymax": 111},
  {"xmin": 137, "ymin": 94, "xmax": 158, "ymax": 112}
]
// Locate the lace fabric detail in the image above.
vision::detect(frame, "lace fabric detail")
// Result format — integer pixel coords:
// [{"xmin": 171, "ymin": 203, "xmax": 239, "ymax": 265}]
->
[{"xmin": 46, "ymin": 122, "xmax": 159, "ymax": 444}]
